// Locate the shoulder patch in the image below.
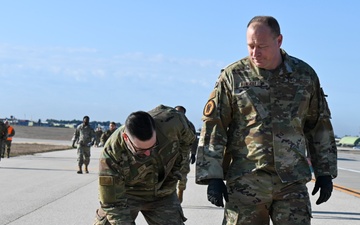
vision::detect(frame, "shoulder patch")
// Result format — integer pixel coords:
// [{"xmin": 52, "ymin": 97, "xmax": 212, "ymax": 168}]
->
[
  {"xmin": 99, "ymin": 176, "xmax": 114, "ymax": 186},
  {"xmin": 203, "ymin": 100, "xmax": 215, "ymax": 116}
]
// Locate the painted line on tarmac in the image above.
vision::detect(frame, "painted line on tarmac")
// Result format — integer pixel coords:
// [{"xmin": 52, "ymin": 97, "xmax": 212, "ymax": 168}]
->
[
  {"xmin": 333, "ymin": 184, "xmax": 360, "ymax": 198},
  {"xmin": 338, "ymin": 167, "xmax": 360, "ymax": 174},
  {"xmin": 312, "ymin": 179, "xmax": 360, "ymax": 198}
]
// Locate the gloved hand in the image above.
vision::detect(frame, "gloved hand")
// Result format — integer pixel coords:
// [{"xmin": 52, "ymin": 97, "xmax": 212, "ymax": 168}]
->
[
  {"xmin": 72, "ymin": 140, "xmax": 77, "ymax": 148},
  {"xmin": 312, "ymin": 175, "xmax": 333, "ymax": 205},
  {"xmin": 87, "ymin": 141, "xmax": 94, "ymax": 147},
  {"xmin": 207, "ymin": 179, "xmax": 229, "ymax": 207},
  {"xmin": 190, "ymin": 153, "xmax": 196, "ymax": 164}
]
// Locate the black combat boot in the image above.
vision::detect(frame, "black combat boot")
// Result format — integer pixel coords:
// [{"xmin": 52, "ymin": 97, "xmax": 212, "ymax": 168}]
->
[{"xmin": 77, "ymin": 166, "xmax": 83, "ymax": 174}]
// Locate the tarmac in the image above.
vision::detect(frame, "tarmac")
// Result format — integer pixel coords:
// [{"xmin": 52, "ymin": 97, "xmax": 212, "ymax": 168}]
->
[{"xmin": 0, "ymin": 138, "xmax": 359, "ymax": 225}]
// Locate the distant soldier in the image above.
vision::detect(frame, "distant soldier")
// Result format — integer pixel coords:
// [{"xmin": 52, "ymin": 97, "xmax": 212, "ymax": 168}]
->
[
  {"xmin": 174, "ymin": 105, "xmax": 198, "ymax": 203},
  {"xmin": 99, "ymin": 121, "xmax": 117, "ymax": 147},
  {"xmin": 94, "ymin": 127, "xmax": 103, "ymax": 147},
  {"xmin": 1, "ymin": 121, "xmax": 15, "ymax": 158},
  {"xmin": 93, "ymin": 105, "xmax": 195, "ymax": 224},
  {"xmin": 72, "ymin": 116, "xmax": 96, "ymax": 174},
  {"xmin": 0, "ymin": 120, "xmax": 7, "ymax": 162}
]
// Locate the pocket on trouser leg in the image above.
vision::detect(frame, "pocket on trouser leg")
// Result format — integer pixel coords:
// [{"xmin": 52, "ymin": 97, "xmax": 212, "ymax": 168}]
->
[
  {"xmin": 271, "ymin": 198, "xmax": 312, "ymax": 225},
  {"xmin": 93, "ymin": 208, "xmax": 111, "ymax": 225}
]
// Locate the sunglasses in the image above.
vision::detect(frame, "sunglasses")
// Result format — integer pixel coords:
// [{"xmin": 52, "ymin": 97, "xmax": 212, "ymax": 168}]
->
[{"xmin": 125, "ymin": 133, "xmax": 158, "ymax": 155}]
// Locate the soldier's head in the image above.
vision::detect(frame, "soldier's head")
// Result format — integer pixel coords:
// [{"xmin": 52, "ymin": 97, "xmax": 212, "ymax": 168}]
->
[
  {"xmin": 175, "ymin": 105, "xmax": 186, "ymax": 114},
  {"xmin": 4, "ymin": 121, "xmax": 9, "ymax": 127},
  {"xmin": 83, "ymin": 116, "xmax": 90, "ymax": 125},
  {"xmin": 246, "ymin": 15, "xmax": 283, "ymax": 70},
  {"xmin": 123, "ymin": 111, "xmax": 157, "ymax": 157},
  {"xmin": 109, "ymin": 122, "xmax": 116, "ymax": 131}
]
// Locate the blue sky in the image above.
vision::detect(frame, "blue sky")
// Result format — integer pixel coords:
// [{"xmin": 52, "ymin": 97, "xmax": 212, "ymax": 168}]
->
[{"xmin": 0, "ymin": 1, "xmax": 358, "ymax": 137}]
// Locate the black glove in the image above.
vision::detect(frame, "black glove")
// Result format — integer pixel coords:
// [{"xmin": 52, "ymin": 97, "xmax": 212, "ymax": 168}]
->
[
  {"xmin": 72, "ymin": 140, "xmax": 76, "ymax": 148},
  {"xmin": 190, "ymin": 153, "xmax": 196, "ymax": 164},
  {"xmin": 87, "ymin": 141, "xmax": 94, "ymax": 147},
  {"xmin": 207, "ymin": 179, "xmax": 229, "ymax": 207},
  {"xmin": 312, "ymin": 175, "xmax": 333, "ymax": 205}
]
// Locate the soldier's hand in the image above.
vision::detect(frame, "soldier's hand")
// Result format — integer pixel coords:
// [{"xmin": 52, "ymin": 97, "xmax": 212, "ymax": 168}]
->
[
  {"xmin": 312, "ymin": 175, "xmax": 333, "ymax": 205},
  {"xmin": 190, "ymin": 153, "xmax": 196, "ymax": 164},
  {"xmin": 87, "ymin": 141, "xmax": 94, "ymax": 147},
  {"xmin": 72, "ymin": 140, "xmax": 77, "ymax": 148},
  {"xmin": 207, "ymin": 179, "xmax": 229, "ymax": 207}
]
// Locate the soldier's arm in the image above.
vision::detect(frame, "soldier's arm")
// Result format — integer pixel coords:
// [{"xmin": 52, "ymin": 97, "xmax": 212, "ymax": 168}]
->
[
  {"xmin": 98, "ymin": 143, "xmax": 131, "ymax": 223},
  {"xmin": 196, "ymin": 73, "xmax": 233, "ymax": 185},
  {"xmin": 10, "ymin": 127, "xmax": 15, "ymax": 137},
  {"xmin": 305, "ymin": 76, "xmax": 337, "ymax": 179}
]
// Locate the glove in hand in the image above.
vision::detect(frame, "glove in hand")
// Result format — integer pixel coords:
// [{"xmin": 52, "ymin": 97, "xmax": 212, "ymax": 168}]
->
[
  {"xmin": 190, "ymin": 154, "xmax": 196, "ymax": 164},
  {"xmin": 312, "ymin": 175, "xmax": 333, "ymax": 205},
  {"xmin": 207, "ymin": 179, "xmax": 229, "ymax": 207},
  {"xmin": 87, "ymin": 141, "xmax": 94, "ymax": 147}
]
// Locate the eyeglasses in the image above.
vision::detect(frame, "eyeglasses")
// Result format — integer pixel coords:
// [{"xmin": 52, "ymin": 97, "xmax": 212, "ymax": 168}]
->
[{"xmin": 125, "ymin": 133, "xmax": 158, "ymax": 155}]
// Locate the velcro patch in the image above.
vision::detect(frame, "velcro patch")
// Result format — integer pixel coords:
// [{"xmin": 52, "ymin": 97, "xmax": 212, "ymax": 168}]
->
[
  {"xmin": 99, "ymin": 176, "xmax": 114, "ymax": 186},
  {"xmin": 203, "ymin": 100, "xmax": 215, "ymax": 116}
]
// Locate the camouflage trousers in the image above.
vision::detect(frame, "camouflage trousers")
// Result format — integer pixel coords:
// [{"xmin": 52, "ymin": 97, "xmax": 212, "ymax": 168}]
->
[
  {"xmin": 1, "ymin": 140, "xmax": 12, "ymax": 157},
  {"xmin": 224, "ymin": 170, "xmax": 311, "ymax": 225},
  {"xmin": 93, "ymin": 192, "xmax": 187, "ymax": 225},
  {"xmin": 77, "ymin": 146, "xmax": 91, "ymax": 166}
]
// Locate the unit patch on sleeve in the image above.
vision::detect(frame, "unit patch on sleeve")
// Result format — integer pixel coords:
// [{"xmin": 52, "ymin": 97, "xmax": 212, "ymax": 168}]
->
[{"xmin": 203, "ymin": 100, "xmax": 215, "ymax": 116}]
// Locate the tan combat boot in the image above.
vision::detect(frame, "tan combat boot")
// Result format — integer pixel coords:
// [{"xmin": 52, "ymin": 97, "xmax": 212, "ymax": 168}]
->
[{"xmin": 85, "ymin": 165, "xmax": 89, "ymax": 173}]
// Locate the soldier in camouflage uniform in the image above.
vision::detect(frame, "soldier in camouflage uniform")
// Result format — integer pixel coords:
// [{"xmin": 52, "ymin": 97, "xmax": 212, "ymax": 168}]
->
[
  {"xmin": 99, "ymin": 121, "xmax": 117, "ymax": 147},
  {"xmin": 174, "ymin": 105, "xmax": 198, "ymax": 203},
  {"xmin": 94, "ymin": 127, "xmax": 103, "ymax": 147},
  {"xmin": 0, "ymin": 120, "xmax": 7, "ymax": 162},
  {"xmin": 93, "ymin": 105, "xmax": 195, "ymax": 225},
  {"xmin": 195, "ymin": 16, "xmax": 337, "ymax": 225},
  {"xmin": 72, "ymin": 116, "xmax": 96, "ymax": 174}
]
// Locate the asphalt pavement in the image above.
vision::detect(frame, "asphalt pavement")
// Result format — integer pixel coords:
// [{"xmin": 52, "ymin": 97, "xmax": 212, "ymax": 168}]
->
[{"xmin": 0, "ymin": 139, "xmax": 359, "ymax": 225}]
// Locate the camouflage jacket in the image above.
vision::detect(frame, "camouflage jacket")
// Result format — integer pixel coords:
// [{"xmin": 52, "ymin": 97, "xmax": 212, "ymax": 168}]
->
[
  {"xmin": 98, "ymin": 105, "xmax": 195, "ymax": 222},
  {"xmin": 100, "ymin": 129, "xmax": 116, "ymax": 146},
  {"xmin": 72, "ymin": 124, "xmax": 96, "ymax": 146},
  {"xmin": 196, "ymin": 49, "xmax": 337, "ymax": 184},
  {"xmin": 0, "ymin": 121, "xmax": 7, "ymax": 140}
]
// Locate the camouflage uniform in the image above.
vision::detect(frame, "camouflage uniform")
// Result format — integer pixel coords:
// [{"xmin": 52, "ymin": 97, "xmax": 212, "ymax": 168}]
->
[
  {"xmin": 196, "ymin": 50, "xmax": 337, "ymax": 224},
  {"xmin": 0, "ymin": 121, "xmax": 7, "ymax": 162},
  {"xmin": 177, "ymin": 119, "xmax": 197, "ymax": 192},
  {"xmin": 94, "ymin": 105, "xmax": 195, "ymax": 224},
  {"xmin": 95, "ymin": 128, "xmax": 103, "ymax": 147},
  {"xmin": 72, "ymin": 123, "xmax": 96, "ymax": 168},
  {"xmin": 100, "ymin": 129, "xmax": 116, "ymax": 147}
]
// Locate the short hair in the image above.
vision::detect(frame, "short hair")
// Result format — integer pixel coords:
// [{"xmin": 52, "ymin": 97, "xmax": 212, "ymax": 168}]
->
[
  {"xmin": 83, "ymin": 116, "xmax": 90, "ymax": 120},
  {"xmin": 247, "ymin": 16, "xmax": 281, "ymax": 38},
  {"xmin": 174, "ymin": 105, "xmax": 186, "ymax": 114},
  {"xmin": 125, "ymin": 111, "xmax": 155, "ymax": 141},
  {"xmin": 110, "ymin": 121, "xmax": 116, "ymax": 126}
]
